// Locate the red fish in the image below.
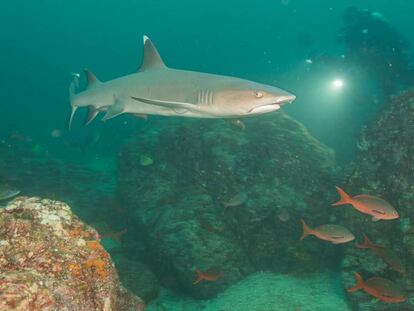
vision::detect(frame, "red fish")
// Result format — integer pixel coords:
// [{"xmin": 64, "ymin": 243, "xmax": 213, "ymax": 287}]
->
[
  {"xmin": 357, "ymin": 235, "xmax": 406, "ymax": 274},
  {"xmin": 300, "ymin": 219, "xmax": 355, "ymax": 244},
  {"xmin": 332, "ymin": 186, "xmax": 399, "ymax": 221},
  {"xmin": 192, "ymin": 268, "xmax": 221, "ymax": 285},
  {"xmin": 347, "ymin": 272, "xmax": 406, "ymax": 303},
  {"xmin": 100, "ymin": 228, "xmax": 128, "ymax": 243}
]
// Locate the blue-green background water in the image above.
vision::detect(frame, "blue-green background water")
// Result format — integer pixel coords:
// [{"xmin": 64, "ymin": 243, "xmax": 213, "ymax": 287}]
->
[
  {"xmin": 2, "ymin": 0, "xmax": 413, "ymax": 162},
  {"xmin": 1, "ymin": 1, "xmax": 414, "ymax": 310}
]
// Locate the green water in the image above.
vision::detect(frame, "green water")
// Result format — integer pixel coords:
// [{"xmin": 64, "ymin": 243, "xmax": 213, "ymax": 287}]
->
[{"xmin": 1, "ymin": 1, "xmax": 413, "ymax": 310}]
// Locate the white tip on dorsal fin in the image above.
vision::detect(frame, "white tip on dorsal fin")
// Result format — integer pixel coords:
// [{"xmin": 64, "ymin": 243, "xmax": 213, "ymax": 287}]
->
[
  {"xmin": 138, "ymin": 35, "xmax": 166, "ymax": 72},
  {"xmin": 84, "ymin": 69, "xmax": 101, "ymax": 88}
]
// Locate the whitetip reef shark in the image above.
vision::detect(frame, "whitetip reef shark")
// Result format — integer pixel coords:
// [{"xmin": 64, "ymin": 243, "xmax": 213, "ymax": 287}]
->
[{"xmin": 68, "ymin": 36, "xmax": 296, "ymax": 127}]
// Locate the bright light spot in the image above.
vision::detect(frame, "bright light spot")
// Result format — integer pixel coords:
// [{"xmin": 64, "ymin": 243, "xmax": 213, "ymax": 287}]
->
[{"xmin": 331, "ymin": 79, "xmax": 344, "ymax": 90}]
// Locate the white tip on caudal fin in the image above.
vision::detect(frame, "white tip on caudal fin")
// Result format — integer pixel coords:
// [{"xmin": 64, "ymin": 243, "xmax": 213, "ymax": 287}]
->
[
  {"xmin": 347, "ymin": 272, "xmax": 364, "ymax": 293},
  {"xmin": 332, "ymin": 186, "xmax": 353, "ymax": 207},
  {"xmin": 300, "ymin": 219, "xmax": 313, "ymax": 240}
]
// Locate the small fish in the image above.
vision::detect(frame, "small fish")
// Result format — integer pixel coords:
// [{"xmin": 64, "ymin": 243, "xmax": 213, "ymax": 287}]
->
[
  {"xmin": 100, "ymin": 228, "xmax": 128, "ymax": 243},
  {"xmin": 347, "ymin": 272, "xmax": 406, "ymax": 303},
  {"xmin": 300, "ymin": 219, "xmax": 355, "ymax": 244},
  {"xmin": 0, "ymin": 184, "xmax": 21, "ymax": 201},
  {"xmin": 222, "ymin": 192, "xmax": 247, "ymax": 209},
  {"xmin": 332, "ymin": 186, "xmax": 399, "ymax": 221},
  {"xmin": 357, "ymin": 235, "xmax": 406, "ymax": 274},
  {"xmin": 140, "ymin": 154, "xmax": 154, "ymax": 166},
  {"xmin": 192, "ymin": 268, "xmax": 221, "ymax": 285}
]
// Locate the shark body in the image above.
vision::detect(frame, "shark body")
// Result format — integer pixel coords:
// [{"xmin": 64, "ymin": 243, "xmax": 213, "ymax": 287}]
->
[{"xmin": 69, "ymin": 36, "xmax": 295, "ymax": 127}]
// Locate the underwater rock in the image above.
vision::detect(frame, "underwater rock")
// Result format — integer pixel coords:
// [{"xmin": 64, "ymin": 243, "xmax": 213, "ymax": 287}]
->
[
  {"xmin": 114, "ymin": 256, "xmax": 161, "ymax": 303},
  {"xmin": 118, "ymin": 113, "xmax": 339, "ymax": 298},
  {"xmin": 340, "ymin": 89, "xmax": 414, "ymax": 310},
  {"xmin": 147, "ymin": 272, "xmax": 350, "ymax": 311},
  {"xmin": 0, "ymin": 197, "xmax": 144, "ymax": 311}
]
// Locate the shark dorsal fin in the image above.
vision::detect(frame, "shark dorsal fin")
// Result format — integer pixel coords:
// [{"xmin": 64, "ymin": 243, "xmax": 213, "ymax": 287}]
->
[
  {"xmin": 138, "ymin": 35, "xmax": 166, "ymax": 72},
  {"xmin": 84, "ymin": 69, "xmax": 101, "ymax": 88}
]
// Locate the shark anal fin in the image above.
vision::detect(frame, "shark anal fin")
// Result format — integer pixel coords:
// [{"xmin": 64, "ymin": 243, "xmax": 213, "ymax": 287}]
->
[
  {"xmin": 102, "ymin": 96, "xmax": 125, "ymax": 122},
  {"xmin": 85, "ymin": 106, "xmax": 100, "ymax": 125},
  {"xmin": 138, "ymin": 36, "xmax": 166, "ymax": 72}
]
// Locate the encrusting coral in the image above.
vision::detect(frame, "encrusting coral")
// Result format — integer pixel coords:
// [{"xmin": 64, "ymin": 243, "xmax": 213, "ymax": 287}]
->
[{"xmin": 0, "ymin": 197, "xmax": 144, "ymax": 311}]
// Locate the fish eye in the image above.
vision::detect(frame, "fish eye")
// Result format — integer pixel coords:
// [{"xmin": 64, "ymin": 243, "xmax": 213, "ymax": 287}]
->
[{"xmin": 254, "ymin": 91, "xmax": 263, "ymax": 98}]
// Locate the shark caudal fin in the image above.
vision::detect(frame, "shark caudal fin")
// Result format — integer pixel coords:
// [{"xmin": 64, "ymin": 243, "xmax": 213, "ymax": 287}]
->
[
  {"xmin": 347, "ymin": 272, "xmax": 364, "ymax": 293},
  {"xmin": 300, "ymin": 219, "xmax": 313, "ymax": 240},
  {"xmin": 68, "ymin": 73, "xmax": 80, "ymax": 129},
  {"xmin": 138, "ymin": 35, "xmax": 167, "ymax": 72},
  {"xmin": 332, "ymin": 186, "xmax": 353, "ymax": 207}
]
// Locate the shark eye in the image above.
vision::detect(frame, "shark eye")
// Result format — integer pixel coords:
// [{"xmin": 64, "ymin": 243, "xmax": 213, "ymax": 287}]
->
[{"xmin": 254, "ymin": 91, "xmax": 264, "ymax": 98}]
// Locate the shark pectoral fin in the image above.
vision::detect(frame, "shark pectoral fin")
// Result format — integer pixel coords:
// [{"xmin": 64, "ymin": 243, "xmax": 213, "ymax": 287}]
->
[
  {"xmin": 131, "ymin": 96, "xmax": 197, "ymax": 113},
  {"xmin": 85, "ymin": 106, "xmax": 99, "ymax": 125},
  {"xmin": 102, "ymin": 97, "xmax": 125, "ymax": 122}
]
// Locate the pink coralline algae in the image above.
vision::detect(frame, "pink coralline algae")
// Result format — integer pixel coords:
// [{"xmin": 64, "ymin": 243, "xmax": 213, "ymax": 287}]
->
[{"xmin": 0, "ymin": 197, "xmax": 144, "ymax": 311}]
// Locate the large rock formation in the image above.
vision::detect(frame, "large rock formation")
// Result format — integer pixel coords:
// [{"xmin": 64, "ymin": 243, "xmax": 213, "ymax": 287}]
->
[
  {"xmin": 0, "ymin": 197, "xmax": 144, "ymax": 311},
  {"xmin": 118, "ymin": 113, "xmax": 339, "ymax": 298},
  {"xmin": 340, "ymin": 89, "xmax": 414, "ymax": 310}
]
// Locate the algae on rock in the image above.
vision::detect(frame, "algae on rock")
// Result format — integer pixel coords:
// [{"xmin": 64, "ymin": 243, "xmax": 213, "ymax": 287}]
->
[
  {"xmin": 118, "ymin": 113, "xmax": 339, "ymax": 298},
  {"xmin": 340, "ymin": 89, "xmax": 414, "ymax": 310}
]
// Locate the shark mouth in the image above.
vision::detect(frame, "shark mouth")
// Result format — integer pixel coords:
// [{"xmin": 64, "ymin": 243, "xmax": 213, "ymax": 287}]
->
[{"xmin": 249, "ymin": 95, "xmax": 296, "ymax": 114}]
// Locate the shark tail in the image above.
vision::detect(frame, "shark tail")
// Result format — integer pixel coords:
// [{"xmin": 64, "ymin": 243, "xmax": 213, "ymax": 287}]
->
[{"xmin": 68, "ymin": 74, "xmax": 80, "ymax": 129}]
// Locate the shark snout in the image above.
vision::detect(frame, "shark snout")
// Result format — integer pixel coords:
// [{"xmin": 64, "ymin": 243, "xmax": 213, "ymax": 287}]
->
[{"xmin": 275, "ymin": 94, "xmax": 296, "ymax": 105}]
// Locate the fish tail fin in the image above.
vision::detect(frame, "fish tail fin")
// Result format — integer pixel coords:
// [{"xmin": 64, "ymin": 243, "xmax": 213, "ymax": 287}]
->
[
  {"xmin": 193, "ymin": 269, "xmax": 204, "ymax": 285},
  {"xmin": 300, "ymin": 219, "xmax": 313, "ymax": 240},
  {"xmin": 347, "ymin": 272, "xmax": 364, "ymax": 293},
  {"xmin": 356, "ymin": 234, "xmax": 376, "ymax": 249},
  {"xmin": 113, "ymin": 229, "xmax": 128, "ymax": 243},
  {"xmin": 332, "ymin": 186, "xmax": 352, "ymax": 207},
  {"xmin": 68, "ymin": 74, "xmax": 80, "ymax": 129}
]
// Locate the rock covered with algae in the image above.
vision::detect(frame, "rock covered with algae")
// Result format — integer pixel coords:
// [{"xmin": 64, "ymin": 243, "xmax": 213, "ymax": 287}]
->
[
  {"xmin": 118, "ymin": 113, "xmax": 339, "ymax": 298},
  {"xmin": 340, "ymin": 89, "xmax": 414, "ymax": 310},
  {"xmin": 0, "ymin": 197, "xmax": 144, "ymax": 311}
]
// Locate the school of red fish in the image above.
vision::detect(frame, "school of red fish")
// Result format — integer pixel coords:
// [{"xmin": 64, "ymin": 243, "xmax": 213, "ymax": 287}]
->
[
  {"xmin": 301, "ymin": 186, "xmax": 406, "ymax": 304},
  {"xmin": 192, "ymin": 185, "xmax": 406, "ymax": 308}
]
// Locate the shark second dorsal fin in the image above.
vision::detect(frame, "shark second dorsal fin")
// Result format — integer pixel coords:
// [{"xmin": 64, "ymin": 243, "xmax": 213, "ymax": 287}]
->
[
  {"xmin": 138, "ymin": 35, "xmax": 166, "ymax": 72},
  {"xmin": 84, "ymin": 69, "xmax": 101, "ymax": 88}
]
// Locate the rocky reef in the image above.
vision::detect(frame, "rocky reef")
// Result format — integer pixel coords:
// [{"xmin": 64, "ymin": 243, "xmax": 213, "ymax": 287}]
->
[
  {"xmin": 118, "ymin": 112, "xmax": 339, "ymax": 298},
  {"xmin": 340, "ymin": 89, "xmax": 414, "ymax": 310},
  {"xmin": 148, "ymin": 271, "xmax": 349, "ymax": 311},
  {"xmin": 0, "ymin": 197, "xmax": 144, "ymax": 311}
]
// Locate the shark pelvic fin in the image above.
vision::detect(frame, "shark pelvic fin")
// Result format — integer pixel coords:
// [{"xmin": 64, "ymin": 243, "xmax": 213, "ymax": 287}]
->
[
  {"xmin": 85, "ymin": 106, "xmax": 99, "ymax": 125},
  {"xmin": 84, "ymin": 69, "xmax": 101, "ymax": 88},
  {"xmin": 102, "ymin": 97, "xmax": 125, "ymax": 122},
  {"xmin": 138, "ymin": 35, "xmax": 166, "ymax": 72},
  {"xmin": 130, "ymin": 96, "xmax": 196, "ymax": 113}
]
